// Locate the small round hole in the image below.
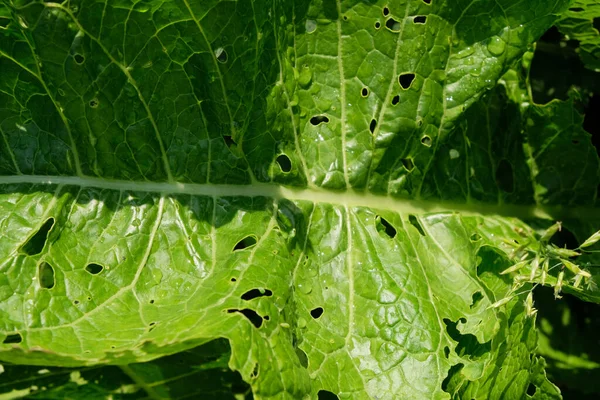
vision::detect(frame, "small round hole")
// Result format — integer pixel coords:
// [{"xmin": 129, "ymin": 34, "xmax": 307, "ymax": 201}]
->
[
  {"xmin": 383, "ymin": 7, "xmax": 390, "ymax": 16},
  {"xmin": 361, "ymin": 87, "xmax": 369, "ymax": 97},
  {"xmin": 399, "ymin": 73, "xmax": 415, "ymax": 89},
  {"xmin": 391, "ymin": 95, "xmax": 400, "ymax": 105},
  {"xmin": 421, "ymin": 135, "xmax": 432, "ymax": 147},
  {"xmin": 375, "ymin": 21, "xmax": 381, "ymax": 29},
  {"xmin": 276, "ymin": 154, "xmax": 292, "ymax": 172},
  {"xmin": 89, "ymin": 99, "xmax": 99, "ymax": 108},
  {"xmin": 85, "ymin": 263, "xmax": 103, "ymax": 275},
  {"xmin": 74, "ymin": 54, "xmax": 85, "ymax": 64}
]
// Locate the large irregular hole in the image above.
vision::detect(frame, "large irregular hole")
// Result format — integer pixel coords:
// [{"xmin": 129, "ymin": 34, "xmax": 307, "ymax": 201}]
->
[
  {"xmin": 377, "ymin": 216, "xmax": 397, "ymax": 239},
  {"xmin": 401, "ymin": 158, "xmax": 414, "ymax": 171},
  {"xmin": 442, "ymin": 363, "xmax": 464, "ymax": 392},
  {"xmin": 276, "ymin": 154, "xmax": 292, "ymax": 172},
  {"xmin": 21, "ymin": 218, "xmax": 54, "ymax": 256},
  {"xmin": 385, "ymin": 17, "xmax": 401, "ymax": 32},
  {"xmin": 443, "ymin": 318, "xmax": 491, "ymax": 358},
  {"xmin": 241, "ymin": 288, "xmax": 273, "ymax": 301},
  {"xmin": 399, "ymin": 73, "xmax": 415, "ymax": 89},
  {"xmin": 85, "ymin": 263, "xmax": 104, "ymax": 275},
  {"xmin": 413, "ymin": 16, "xmax": 427, "ymax": 24},
  {"xmin": 233, "ymin": 235, "xmax": 257, "ymax": 251},
  {"xmin": 310, "ymin": 307, "xmax": 324, "ymax": 319},
  {"xmin": 310, "ymin": 115, "xmax": 330, "ymax": 125},
  {"xmin": 408, "ymin": 215, "xmax": 426, "ymax": 236},
  {"xmin": 38, "ymin": 262, "xmax": 55, "ymax": 289},
  {"xmin": 470, "ymin": 291, "xmax": 483, "ymax": 309},
  {"xmin": 527, "ymin": 383, "xmax": 537, "ymax": 396},
  {"xmin": 495, "ymin": 159, "xmax": 514, "ymax": 193},
  {"xmin": 3, "ymin": 333, "xmax": 22, "ymax": 344},
  {"xmin": 227, "ymin": 308, "xmax": 263, "ymax": 328},
  {"xmin": 369, "ymin": 119, "xmax": 377, "ymax": 133},
  {"xmin": 318, "ymin": 390, "xmax": 339, "ymax": 400},
  {"xmin": 74, "ymin": 53, "xmax": 85, "ymax": 64}
]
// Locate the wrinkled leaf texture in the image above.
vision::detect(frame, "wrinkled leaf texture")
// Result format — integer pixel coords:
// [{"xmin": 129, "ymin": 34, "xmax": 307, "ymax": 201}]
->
[{"xmin": 0, "ymin": 0, "xmax": 599, "ymax": 399}]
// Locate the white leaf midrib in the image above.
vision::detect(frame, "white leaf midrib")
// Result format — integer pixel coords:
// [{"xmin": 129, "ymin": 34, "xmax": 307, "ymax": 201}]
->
[{"xmin": 0, "ymin": 174, "xmax": 596, "ymax": 221}]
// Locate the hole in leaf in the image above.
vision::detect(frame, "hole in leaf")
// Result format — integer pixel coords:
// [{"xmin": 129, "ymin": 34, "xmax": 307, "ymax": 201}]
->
[
  {"xmin": 408, "ymin": 215, "xmax": 425, "ymax": 236},
  {"xmin": 399, "ymin": 73, "xmax": 415, "ymax": 89},
  {"xmin": 369, "ymin": 119, "xmax": 377, "ymax": 133},
  {"xmin": 230, "ymin": 277, "xmax": 237, "ymax": 282},
  {"xmin": 374, "ymin": 21, "xmax": 381, "ymax": 29},
  {"xmin": 377, "ymin": 216, "xmax": 397, "ymax": 238},
  {"xmin": 401, "ymin": 158, "xmax": 414, "ymax": 171},
  {"xmin": 38, "ymin": 262, "xmax": 55, "ymax": 289},
  {"xmin": 443, "ymin": 346, "xmax": 450, "ymax": 358},
  {"xmin": 318, "ymin": 390, "xmax": 339, "ymax": 400},
  {"xmin": 149, "ymin": 299, "xmax": 155, "ymax": 304},
  {"xmin": 391, "ymin": 95, "xmax": 400, "ymax": 105},
  {"xmin": 0, "ymin": 18, "xmax": 9, "ymax": 28},
  {"xmin": 470, "ymin": 233, "xmax": 481, "ymax": 241},
  {"xmin": 3, "ymin": 333, "xmax": 22, "ymax": 344},
  {"xmin": 73, "ymin": 300, "xmax": 80, "ymax": 305},
  {"xmin": 241, "ymin": 288, "xmax": 273, "ymax": 301},
  {"xmin": 310, "ymin": 307, "xmax": 324, "ymax": 319},
  {"xmin": 421, "ymin": 135, "xmax": 432, "ymax": 147},
  {"xmin": 385, "ymin": 17, "xmax": 401, "ymax": 32},
  {"xmin": 74, "ymin": 53, "xmax": 85, "ymax": 64},
  {"xmin": 310, "ymin": 115, "xmax": 330, "ymax": 125},
  {"xmin": 444, "ymin": 318, "xmax": 491, "ymax": 358},
  {"xmin": 264, "ymin": 315, "xmax": 270, "ymax": 320},
  {"xmin": 422, "ymin": 0, "xmax": 431, "ymax": 4},
  {"xmin": 85, "ymin": 263, "xmax": 103, "ymax": 275},
  {"xmin": 442, "ymin": 363, "xmax": 464, "ymax": 391},
  {"xmin": 233, "ymin": 235, "xmax": 257, "ymax": 251},
  {"xmin": 227, "ymin": 308, "xmax": 263, "ymax": 328},
  {"xmin": 594, "ymin": 17, "xmax": 600, "ymax": 32},
  {"xmin": 342, "ymin": 15, "xmax": 348, "ymax": 21},
  {"xmin": 470, "ymin": 291, "xmax": 483, "ymax": 309},
  {"xmin": 569, "ymin": 7, "xmax": 584, "ymax": 12},
  {"xmin": 382, "ymin": 7, "xmax": 390, "ymax": 16},
  {"xmin": 527, "ymin": 383, "xmax": 537, "ymax": 396},
  {"xmin": 215, "ymin": 48, "xmax": 228, "ymax": 63},
  {"xmin": 276, "ymin": 154, "xmax": 292, "ymax": 172},
  {"xmin": 296, "ymin": 348, "xmax": 309, "ymax": 368},
  {"xmin": 414, "ymin": 16, "xmax": 427, "ymax": 24},
  {"xmin": 21, "ymin": 218, "xmax": 54, "ymax": 256},
  {"xmin": 495, "ymin": 159, "xmax": 514, "ymax": 193},
  {"xmin": 89, "ymin": 98, "xmax": 99, "ymax": 108},
  {"xmin": 250, "ymin": 363, "xmax": 259, "ymax": 378},
  {"xmin": 223, "ymin": 135, "xmax": 236, "ymax": 148},
  {"xmin": 361, "ymin": 87, "xmax": 369, "ymax": 97}
]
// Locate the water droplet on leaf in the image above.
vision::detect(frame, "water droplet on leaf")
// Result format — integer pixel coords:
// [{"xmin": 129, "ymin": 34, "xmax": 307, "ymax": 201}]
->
[{"xmin": 487, "ymin": 36, "xmax": 506, "ymax": 56}]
